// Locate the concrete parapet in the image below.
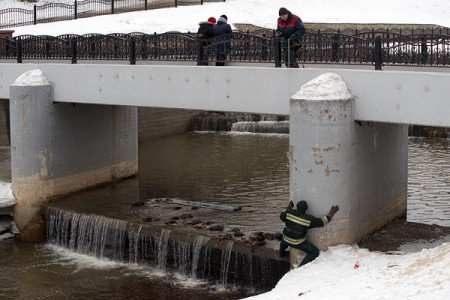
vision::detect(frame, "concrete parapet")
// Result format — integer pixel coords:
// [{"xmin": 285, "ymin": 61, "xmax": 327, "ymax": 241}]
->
[
  {"xmin": 289, "ymin": 73, "xmax": 407, "ymax": 249},
  {"xmin": 10, "ymin": 69, "xmax": 138, "ymax": 241}
]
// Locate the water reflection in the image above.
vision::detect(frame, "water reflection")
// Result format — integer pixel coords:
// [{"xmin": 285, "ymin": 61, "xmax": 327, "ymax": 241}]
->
[
  {"xmin": 0, "ymin": 133, "xmax": 449, "ymax": 299},
  {"xmin": 408, "ymin": 137, "xmax": 450, "ymax": 226}
]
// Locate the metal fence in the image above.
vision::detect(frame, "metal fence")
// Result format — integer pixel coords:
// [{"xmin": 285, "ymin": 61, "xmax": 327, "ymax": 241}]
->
[
  {"xmin": 0, "ymin": 0, "xmax": 226, "ymax": 29},
  {"xmin": 1, "ymin": 29, "xmax": 450, "ymax": 69}
]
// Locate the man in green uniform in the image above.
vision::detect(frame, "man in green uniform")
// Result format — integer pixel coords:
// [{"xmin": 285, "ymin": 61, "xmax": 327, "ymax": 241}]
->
[{"xmin": 279, "ymin": 200, "xmax": 339, "ymax": 266}]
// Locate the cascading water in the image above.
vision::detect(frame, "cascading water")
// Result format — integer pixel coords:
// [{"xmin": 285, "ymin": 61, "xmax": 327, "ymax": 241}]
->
[
  {"xmin": 157, "ymin": 229, "xmax": 171, "ymax": 270},
  {"xmin": 231, "ymin": 121, "xmax": 289, "ymax": 134},
  {"xmin": 45, "ymin": 206, "xmax": 288, "ymax": 290},
  {"xmin": 191, "ymin": 235, "xmax": 210, "ymax": 279},
  {"xmin": 220, "ymin": 241, "xmax": 234, "ymax": 287}
]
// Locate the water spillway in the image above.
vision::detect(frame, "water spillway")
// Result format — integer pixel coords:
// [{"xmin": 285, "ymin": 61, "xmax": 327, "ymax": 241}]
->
[{"xmin": 44, "ymin": 206, "xmax": 289, "ymax": 290}]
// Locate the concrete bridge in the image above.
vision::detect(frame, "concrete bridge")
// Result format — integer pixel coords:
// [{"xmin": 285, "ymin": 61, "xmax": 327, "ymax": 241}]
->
[{"xmin": 1, "ymin": 63, "xmax": 449, "ymax": 246}]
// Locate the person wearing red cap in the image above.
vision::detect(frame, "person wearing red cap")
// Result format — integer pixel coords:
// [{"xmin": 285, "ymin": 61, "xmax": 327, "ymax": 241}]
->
[
  {"xmin": 276, "ymin": 7, "xmax": 306, "ymax": 68},
  {"xmin": 197, "ymin": 17, "xmax": 216, "ymax": 65}
]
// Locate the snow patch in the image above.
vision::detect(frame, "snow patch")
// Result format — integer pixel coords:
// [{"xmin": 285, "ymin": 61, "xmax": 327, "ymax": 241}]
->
[
  {"xmin": 12, "ymin": 69, "xmax": 49, "ymax": 87},
  {"xmin": 292, "ymin": 73, "xmax": 352, "ymax": 101}
]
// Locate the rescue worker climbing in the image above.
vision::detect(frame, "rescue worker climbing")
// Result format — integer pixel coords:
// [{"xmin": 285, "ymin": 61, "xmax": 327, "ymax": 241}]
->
[{"xmin": 279, "ymin": 200, "xmax": 339, "ymax": 266}]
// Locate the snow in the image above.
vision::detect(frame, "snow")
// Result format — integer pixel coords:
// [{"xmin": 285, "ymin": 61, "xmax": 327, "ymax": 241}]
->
[
  {"xmin": 292, "ymin": 73, "xmax": 353, "ymax": 101},
  {"xmin": 0, "ymin": 180, "xmax": 15, "ymax": 208},
  {"xmin": 0, "ymin": 1, "xmax": 450, "ymax": 299},
  {"xmin": 12, "ymin": 69, "xmax": 49, "ymax": 86},
  {"xmin": 0, "ymin": 0, "xmax": 450, "ymax": 36}
]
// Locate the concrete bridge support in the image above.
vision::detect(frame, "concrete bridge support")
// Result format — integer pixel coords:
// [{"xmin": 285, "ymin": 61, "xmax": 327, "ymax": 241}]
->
[
  {"xmin": 289, "ymin": 73, "xmax": 408, "ymax": 250},
  {"xmin": 10, "ymin": 69, "xmax": 138, "ymax": 241}
]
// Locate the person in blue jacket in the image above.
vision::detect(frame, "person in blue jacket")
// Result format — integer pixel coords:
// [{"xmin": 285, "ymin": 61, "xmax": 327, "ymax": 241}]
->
[
  {"xmin": 213, "ymin": 15, "xmax": 232, "ymax": 66},
  {"xmin": 279, "ymin": 200, "xmax": 339, "ymax": 266}
]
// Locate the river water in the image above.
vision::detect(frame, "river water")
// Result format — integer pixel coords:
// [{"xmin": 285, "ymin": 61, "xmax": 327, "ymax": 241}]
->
[{"xmin": 0, "ymin": 133, "xmax": 449, "ymax": 299}]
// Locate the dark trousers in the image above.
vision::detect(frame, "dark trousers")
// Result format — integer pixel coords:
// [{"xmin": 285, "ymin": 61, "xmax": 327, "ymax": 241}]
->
[
  {"xmin": 281, "ymin": 39, "xmax": 300, "ymax": 68},
  {"xmin": 280, "ymin": 239, "xmax": 320, "ymax": 266}
]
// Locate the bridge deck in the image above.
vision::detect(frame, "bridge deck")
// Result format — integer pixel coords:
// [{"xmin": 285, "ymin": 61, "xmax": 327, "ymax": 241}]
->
[{"xmin": 1, "ymin": 63, "xmax": 449, "ymax": 127}]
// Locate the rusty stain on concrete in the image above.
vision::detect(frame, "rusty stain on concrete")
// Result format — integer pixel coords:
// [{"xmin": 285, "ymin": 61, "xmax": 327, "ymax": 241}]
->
[
  {"xmin": 287, "ymin": 145, "xmax": 295, "ymax": 164},
  {"xmin": 325, "ymin": 166, "xmax": 340, "ymax": 177},
  {"xmin": 311, "ymin": 147, "xmax": 321, "ymax": 157}
]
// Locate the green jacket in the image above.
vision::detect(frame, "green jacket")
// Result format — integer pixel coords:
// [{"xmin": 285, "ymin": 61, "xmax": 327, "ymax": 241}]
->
[
  {"xmin": 280, "ymin": 208, "xmax": 330, "ymax": 245},
  {"xmin": 276, "ymin": 10, "xmax": 306, "ymax": 40}
]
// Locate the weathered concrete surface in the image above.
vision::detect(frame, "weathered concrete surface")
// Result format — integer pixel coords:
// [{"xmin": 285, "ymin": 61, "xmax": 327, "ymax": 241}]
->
[
  {"xmin": 10, "ymin": 69, "xmax": 138, "ymax": 241},
  {"xmin": 0, "ymin": 101, "xmax": 9, "ymax": 146},
  {"xmin": 289, "ymin": 73, "xmax": 407, "ymax": 249},
  {"xmin": 138, "ymin": 107, "xmax": 200, "ymax": 142}
]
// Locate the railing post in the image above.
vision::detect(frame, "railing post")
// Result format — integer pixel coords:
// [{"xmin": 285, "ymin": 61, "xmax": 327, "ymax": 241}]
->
[
  {"xmin": 261, "ymin": 34, "xmax": 267, "ymax": 61},
  {"xmin": 145, "ymin": 0, "xmax": 148, "ymax": 10},
  {"xmin": 111, "ymin": 0, "xmax": 115, "ymax": 15},
  {"xmin": 71, "ymin": 37, "xmax": 77, "ymax": 64},
  {"xmin": 196, "ymin": 34, "xmax": 203, "ymax": 65},
  {"xmin": 374, "ymin": 35, "xmax": 382, "ymax": 70},
  {"xmin": 33, "ymin": 5, "xmax": 37, "ymax": 25},
  {"xmin": 129, "ymin": 37, "xmax": 136, "ymax": 65},
  {"xmin": 274, "ymin": 31, "xmax": 281, "ymax": 67},
  {"xmin": 201, "ymin": 0, "xmax": 203, "ymax": 5},
  {"xmin": 332, "ymin": 33, "xmax": 339, "ymax": 62},
  {"xmin": 175, "ymin": 0, "xmax": 178, "ymax": 8},
  {"xmin": 74, "ymin": 1, "xmax": 78, "ymax": 20},
  {"xmin": 16, "ymin": 39, "xmax": 22, "ymax": 63},
  {"xmin": 420, "ymin": 35, "xmax": 428, "ymax": 65}
]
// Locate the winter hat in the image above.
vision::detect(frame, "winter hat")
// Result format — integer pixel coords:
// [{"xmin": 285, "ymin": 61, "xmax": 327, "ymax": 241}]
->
[
  {"xmin": 220, "ymin": 15, "xmax": 228, "ymax": 20},
  {"xmin": 296, "ymin": 200, "xmax": 308, "ymax": 211},
  {"xmin": 218, "ymin": 16, "xmax": 228, "ymax": 23},
  {"xmin": 279, "ymin": 7, "xmax": 289, "ymax": 16},
  {"xmin": 208, "ymin": 17, "xmax": 216, "ymax": 24}
]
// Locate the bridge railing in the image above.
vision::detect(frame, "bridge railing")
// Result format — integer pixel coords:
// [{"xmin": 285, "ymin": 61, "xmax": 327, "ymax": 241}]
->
[
  {"xmin": 2, "ymin": 29, "xmax": 450, "ymax": 69},
  {"xmin": 0, "ymin": 0, "xmax": 225, "ymax": 29}
]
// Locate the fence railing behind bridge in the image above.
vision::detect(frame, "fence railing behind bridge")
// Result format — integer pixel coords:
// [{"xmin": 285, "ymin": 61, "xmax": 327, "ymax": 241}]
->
[
  {"xmin": 0, "ymin": 0, "xmax": 226, "ymax": 29},
  {"xmin": 1, "ymin": 29, "xmax": 450, "ymax": 69}
]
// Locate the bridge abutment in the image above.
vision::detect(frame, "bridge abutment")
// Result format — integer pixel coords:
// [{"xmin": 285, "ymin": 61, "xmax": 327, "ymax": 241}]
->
[
  {"xmin": 289, "ymin": 73, "xmax": 408, "ymax": 250},
  {"xmin": 10, "ymin": 69, "xmax": 138, "ymax": 241}
]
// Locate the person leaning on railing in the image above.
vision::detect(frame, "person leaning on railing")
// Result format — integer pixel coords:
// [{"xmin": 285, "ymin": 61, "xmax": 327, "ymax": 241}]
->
[
  {"xmin": 276, "ymin": 7, "xmax": 306, "ymax": 68},
  {"xmin": 197, "ymin": 16, "xmax": 216, "ymax": 66},
  {"xmin": 213, "ymin": 14, "xmax": 232, "ymax": 66}
]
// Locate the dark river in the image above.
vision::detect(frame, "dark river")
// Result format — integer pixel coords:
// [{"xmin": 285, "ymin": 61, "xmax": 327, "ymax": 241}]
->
[{"xmin": 0, "ymin": 133, "xmax": 449, "ymax": 299}]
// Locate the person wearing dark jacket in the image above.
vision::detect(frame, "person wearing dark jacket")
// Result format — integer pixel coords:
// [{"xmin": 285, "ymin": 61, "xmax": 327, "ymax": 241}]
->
[
  {"xmin": 276, "ymin": 7, "xmax": 306, "ymax": 68},
  {"xmin": 213, "ymin": 15, "xmax": 232, "ymax": 66},
  {"xmin": 279, "ymin": 200, "xmax": 339, "ymax": 266},
  {"xmin": 197, "ymin": 17, "xmax": 216, "ymax": 65}
]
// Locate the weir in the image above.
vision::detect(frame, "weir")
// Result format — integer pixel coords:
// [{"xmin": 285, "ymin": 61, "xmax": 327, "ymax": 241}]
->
[{"xmin": 45, "ymin": 206, "xmax": 289, "ymax": 289}]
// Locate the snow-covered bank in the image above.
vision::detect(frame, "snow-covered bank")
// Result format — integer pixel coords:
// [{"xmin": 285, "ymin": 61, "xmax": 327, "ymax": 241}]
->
[
  {"xmin": 245, "ymin": 242, "xmax": 450, "ymax": 300},
  {"xmin": 1, "ymin": 0, "xmax": 450, "ymax": 36}
]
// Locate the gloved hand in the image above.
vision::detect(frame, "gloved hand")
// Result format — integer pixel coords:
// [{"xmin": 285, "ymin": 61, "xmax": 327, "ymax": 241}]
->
[
  {"xmin": 328, "ymin": 205, "xmax": 340, "ymax": 218},
  {"xmin": 288, "ymin": 200, "xmax": 294, "ymax": 209}
]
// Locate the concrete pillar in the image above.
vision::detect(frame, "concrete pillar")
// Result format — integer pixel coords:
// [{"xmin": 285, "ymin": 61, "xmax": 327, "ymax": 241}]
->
[
  {"xmin": 289, "ymin": 73, "xmax": 407, "ymax": 249},
  {"xmin": 10, "ymin": 69, "xmax": 138, "ymax": 241}
]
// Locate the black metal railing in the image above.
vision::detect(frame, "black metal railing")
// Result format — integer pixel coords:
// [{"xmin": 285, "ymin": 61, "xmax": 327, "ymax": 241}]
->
[
  {"xmin": 2, "ymin": 29, "xmax": 450, "ymax": 69},
  {"xmin": 0, "ymin": 0, "xmax": 226, "ymax": 29}
]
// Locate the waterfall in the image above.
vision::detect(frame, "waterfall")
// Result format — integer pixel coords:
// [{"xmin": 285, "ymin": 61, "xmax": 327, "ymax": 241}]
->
[
  {"xmin": 129, "ymin": 225, "xmax": 143, "ymax": 263},
  {"xmin": 191, "ymin": 235, "xmax": 210, "ymax": 279},
  {"xmin": 47, "ymin": 207, "xmax": 127, "ymax": 260},
  {"xmin": 157, "ymin": 229, "xmax": 171, "ymax": 270},
  {"xmin": 231, "ymin": 121, "xmax": 289, "ymax": 134},
  {"xmin": 45, "ymin": 207, "xmax": 288, "ymax": 290},
  {"xmin": 220, "ymin": 241, "xmax": 234, "ymax": 287}
]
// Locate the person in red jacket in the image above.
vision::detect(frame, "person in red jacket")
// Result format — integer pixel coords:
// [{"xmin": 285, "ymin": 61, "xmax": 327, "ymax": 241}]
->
[
  {"xmin": 276, "ymin": 7, "xmax": 306, "ymax": 68},
  {"xmin": 279, "ymin": 200, "xmax": 339, "ymax": 267}
]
